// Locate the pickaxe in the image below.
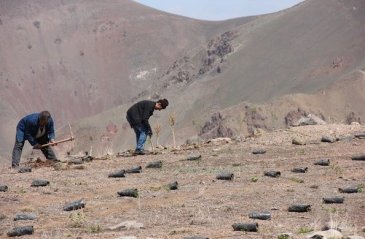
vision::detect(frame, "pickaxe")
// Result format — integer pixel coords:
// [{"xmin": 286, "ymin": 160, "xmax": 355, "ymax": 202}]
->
[{"xmin": 41, "ymin": 124, "xmax": 75, "ymax": 148}]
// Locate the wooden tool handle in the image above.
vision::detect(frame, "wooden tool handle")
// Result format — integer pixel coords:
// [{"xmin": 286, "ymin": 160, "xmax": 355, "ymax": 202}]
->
[{"xmin": 41, "ymin": 137, "xmax": 75, "ymax": 148}]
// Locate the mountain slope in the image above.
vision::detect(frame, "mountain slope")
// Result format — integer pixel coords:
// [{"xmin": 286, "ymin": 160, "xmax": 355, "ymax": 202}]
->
[{"xmin": 0, "ymin": 0, "xmax": 255, "ymax": 162}]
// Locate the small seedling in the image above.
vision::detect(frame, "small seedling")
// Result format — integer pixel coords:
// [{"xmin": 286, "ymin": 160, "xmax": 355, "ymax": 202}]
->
[
  {"xmin": 251, "ymin": 176, "xmax": 258, "ymax": 182},
  {"xmin": 297, "ymin": 226, "xmax": 313, "ymax": 234},
  {"xmin": 69, "ymin": 212, "xmax": 86, "ymax": 228},
  {"xmin": 278, "ymin": 235, "xmax": 290, "ymax": 239},
  {"xmin": 290, "ymin": 177, "xmax": 304, "ymax": 183},
  {"xmin": 90, "ymin": 224, "xmax": 102, "ymax": 233}
]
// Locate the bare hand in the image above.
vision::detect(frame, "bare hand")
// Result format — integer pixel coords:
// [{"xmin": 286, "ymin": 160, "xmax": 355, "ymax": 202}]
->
[
  {"xmin": 33, "ymin": 144, "xmax": 42, "ymax": 149},
  {"xmin": 50, "ymin": 139, "xmax": 57, "ymax": 146}
]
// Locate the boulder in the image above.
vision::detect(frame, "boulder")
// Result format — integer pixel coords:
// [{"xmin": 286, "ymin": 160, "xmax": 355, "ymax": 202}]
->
[
  {"xmin": 288, "ymin": 204, "xmax": 311, "ymax": 212},
  {"xmin": 264, "ymin": 171, "xmax": 281, "ymax": 178},
  {"xmin": 117, "ymin": 189, "xmax": 139, "ymax": 198},
  {"xmin": 232, "ymin": 222, "xmax": 258, "ymax": 232},
  {"xmin": 252, "ymin": 149, "xmax": 266, "ymax": 155},
  {"xmin": 31, "ymin": 179, "xmax": 50, "ymax": 187},
  {"xmin": 7, "ymin": 226, "xmax": 34, "ymax": 237},
  {"xmin": 216, "ymin": 173, "xmax": 234, "ymax": 180},
  {"xmin": 63, "ymin": 199, "xmax": 85, "ymax": 211},
  {"xmin": 146, "ymin": 161, "xmax": 162, "ymax": 169},
  {"xmin": 14, "ymin": 212, "xmax": 37, "ymax": 221},
  {"xmin": 0, "ymin": 185, "xmax": 8, "ymax": 192},
  {"xmin": 321, "ymin": 135, "xmax": 336, "ymax": 143},
  {"xmin": 306, "ymin": 229, "xmax": 343, "ymax": 239},
  {"xmin": 292, "ymin": 137, "xmax": 306, "ymax": 145}
]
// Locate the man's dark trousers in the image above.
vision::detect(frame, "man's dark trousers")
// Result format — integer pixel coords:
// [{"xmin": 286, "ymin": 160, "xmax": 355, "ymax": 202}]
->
[{"xmin": 12, "ymin": 134, "xmax": 57, "ymax": 167}]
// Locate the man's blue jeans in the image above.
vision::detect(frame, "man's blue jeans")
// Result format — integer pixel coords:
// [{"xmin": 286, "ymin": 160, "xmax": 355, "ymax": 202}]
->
[{"xmin": 133, "ymin": 125, "xmax": 148, "ymax": 151}]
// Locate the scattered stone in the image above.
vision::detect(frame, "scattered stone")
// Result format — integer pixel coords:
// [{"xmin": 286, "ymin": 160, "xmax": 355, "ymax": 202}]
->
[
  {"xmin": 339, "ymin": 186, "xmax": 359, "ymax": 193},
  {"xmin": 252, "ymin": 149, "xmax": 266, "ymax": 155},
  {"xmin": 292, "ymin": 114, "xmax": 326, "ymax": 126},
  {"xmin": 0, "ymin": 185, "xmax": 8, "ymax": 192},
  {"xmin": 322, "ymin": 196, "xmax": 344, "ymax": 204},
  {"xmin": 117, "ymin": 189, "xmax": 138, "ymax": 198},
  {"xmin": 187, "ymin": 154, "xmax": 202, "ymax": 161},
  {"xmin": 146, "ymin": 161, "xmax": 162, "ymax": 169},
  {"xmin": 63, "ymin": 199, "xmax": 85, "ymax": 211},
  {"xmin": 346, "ymin": 236, "xmax": 365, "ymax": 239},
  {"xmin": 232, "ymin": 222, "xmax": 258, "ymax": 232},
  {"xmin": 306, "ymin": 229, "xmax": 343, "ymax": 239},
  {"xmin": 216, "ymin": 172, "xmax": 234, "ymax": 180},
  {"xmin": 321, "ymin": 135, "xmax": 336, "ymax": 143},
  {"xmin": 7, "ymin": 226, "xmax": 34, "ymax": 237},
  {"xmin": 167, "ymin": 181, "xmax": 178, "ymax": 190},
  {"xmin": 18, "ymin": 167, "xmax": 32, "ymax": 173},
  {"xmin": 292, "ymin": 137, "xmax": 306, "ymax": 145},
  {"xmin": 354, "ymin": 132, "xmax": 365, "ymax": 139},
  {"xmin": 31, "ymin": 179, "xmax": 50, "ymax": 187},
  {"xmin": 108, "ymin": 220, "xmax": 144, "ymax": 231},
  {"xmin": 351, "ymin": 154, "xmax": 365, "ymax": 161},
  {"xmin": 68, "ymin": 158, "xmax": 84, "ymax": 165},
  {"xmin": 0, "ymin": 213, "xmax": 6, "ymax": 220},
  {"xmin": 337, "ymin": 134, "xmax": 354, "ymax": 142},
  {"xmin": 72, "ymin": 165, "xmax": 85, "ymax": 170},
  {"xmin": 14, "ymin": 212, "xmax": 37, "ymax": 221},
  {"xmin": 314, "ymin": 159, "xmax": 330, "ymax": 166},
  {"xmin": 108, "ymin": 170, "xmax": 126, "ymax": 178},
  {"xmin": 264, "ymin": 171, "xmax": 281, "ymax": 178},
  {"xmin": 53, "ymin": 162, "xmax": 70, "ymax": 171},
  {"xmin": 288, "ymin": 204, "xmax": 311, "ymax": 212},
  {"xmin": 184, "ymin": 237, "xmax": 209, "ymax": 239},
  {"xmin": 207, "ymin": 137, "xmax": 232, "ymax": 145},
  {"xmin": 291, "ymin": 167, "xmax": 308, "ymax": 173},
  {"xmin": 248, "ymin": 211, "xmax": 271, "ymax": 220},
  {"xmin": 126, "ymin": 166, "xmax": 142, "ymax": 174}
]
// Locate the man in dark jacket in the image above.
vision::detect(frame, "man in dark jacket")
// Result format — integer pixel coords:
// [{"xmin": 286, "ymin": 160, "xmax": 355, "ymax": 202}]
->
[
  {"xmin": 11, "ymin": 111, "xmax": 58, "ymax": 168},
  {"xmin": 126, "ymin": 99, "xmax": 169, "ymax": 155}
]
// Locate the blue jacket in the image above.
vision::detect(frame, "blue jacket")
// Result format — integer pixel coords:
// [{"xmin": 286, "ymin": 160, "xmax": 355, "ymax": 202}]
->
[{"xmin": 16, "ymin": 113, "xmax": 55, "ymax": 146}]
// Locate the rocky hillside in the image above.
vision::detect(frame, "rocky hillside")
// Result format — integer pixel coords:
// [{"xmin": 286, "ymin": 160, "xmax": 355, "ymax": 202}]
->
[
  {"xmin": 1, "ymin": 124, "xmax": 364, "ymax": 238},
  {"xmin": 0, "ymin": 0, "xmax": 255, "ymax": 163}
]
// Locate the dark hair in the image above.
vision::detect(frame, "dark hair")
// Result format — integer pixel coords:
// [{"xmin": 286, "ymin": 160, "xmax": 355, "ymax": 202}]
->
[
  {"xmin": 157, "ymin": 99, "xmax": 169, "ymax": 109},
  {"xmin": 39, "ymin": 111, "xmax": 51, "ymax": 121}
]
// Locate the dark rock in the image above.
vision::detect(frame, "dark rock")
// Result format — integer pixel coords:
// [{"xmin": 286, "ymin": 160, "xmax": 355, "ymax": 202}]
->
[
  {"xmin": 146, "ymin": 161, "xmax": 162, "ymax": 169},
  {"xmin": 323, "ymin": 197, "xmax": 344, "ymax": 204},
  {"xmin": 354, "ymin": 132, "xmax": 365, "ymax": 139},
  {"xmin": 288, "ymin": 204, "xmax": 311, "ymax": 212},
  {"xmin": 187, "ymin": 155, "xmax": 202, "ymax": 161},
  {"xmin": 108, "ymin": 170, "xmax": 126, "ymax": 178},
  {"xmin": 126, "ymin": 166, "xmax": 142, "ymax": 173},
  {"xmin": 7, "ymin": 226, "xmax": 34, "ymax": 237},
  {"xmin": 339, "ymin": 186, "xmax": 359, "ymax": 193},
  {"xmin": 14, "ymin": 213, "xmax": 37, "ymax": 221},
  {"xmin": 216, "ymin": 172, "xmax": 234, "ymax": 180},
  {"xmin": 31, "ymin": 179, "xmax": 49, "ymax": 187},
  {"xmin": 321, "ymin": 135, "xmax": 336, "ymax": 143},
  {"xmin": 117, "ymin": 189, "xmax": 138, "ymax": 198},
  {"xmin": 232, "ymin": 222, "xmax": 258, "ymax": 232},
  {"xmin": 63, "ymin": 199, "xmax": 85, "ymax": 211},
  {"xmin": 167, "ymin": 181, "xmax": 178, "ymax": 190},
  {"xmin": 252, "ymin": 149, "xmax": 266, "ymax": 155},
  {"xmin": 264, "ymin": 171, "xmax": 281, "ymax": 178},
  {"xmin": 18, "ymin": 167, "xmax": 32, "ymax": 173},
  {"xmin": 351, "ymin": 154, "xmax": 365, "ymax": 161},
  {"xmin": 68, "ymin": 158, "xmax": 83, "ymax": 165},
  {"xmin": 82, "ymin": 155, "xmax": 94, "ymax": 162},
  {"xmin": 248, "ymin": 212, "xmax": 271, "ymax": 220},
  {"xmin": 291, "ymin": 167, "xmax": 308, "ymax": 173},
  {"xmin": 314, "ymin": 159, "xmax": 330, "ymax": 166},
  {"xmin": 0, "ymin": 185, "xmax": 8, "ymax": 192}
]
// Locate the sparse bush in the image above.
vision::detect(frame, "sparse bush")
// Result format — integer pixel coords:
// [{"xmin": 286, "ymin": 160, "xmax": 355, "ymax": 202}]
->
[
  {"xmin": 69, "ymin": 212, "xmax": 86, "ymax": 228},
  {"xmin": 290, "ymin": 177, "xmax": 304, "ymax": 183},
  {"xmin": 297, "ymin": 226, "xmax": 313, "ymax": 234},
  {"xmin": 154, "ymin": 123, "xmax": 161, "ymax": 146},
  {"xmin": 90, "ymin": 224, "xmax": 102, "ymax": 233},
  {"xmin": 251, "ymin": 176, "xmax": 258, "ymax": 182},
  {"xmin": 169, "ymin": 112, "xmax": 177, "ymax": 148}
]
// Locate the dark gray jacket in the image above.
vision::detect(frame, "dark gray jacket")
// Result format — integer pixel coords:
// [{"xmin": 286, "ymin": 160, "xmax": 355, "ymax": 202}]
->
[{"xmin": 126, "ymin": 100, "xmax": 155, "ymax": 133}]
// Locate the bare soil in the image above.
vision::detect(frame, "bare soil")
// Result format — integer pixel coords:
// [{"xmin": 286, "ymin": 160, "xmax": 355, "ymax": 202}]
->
[{"xmin": 0, "ymin": 124, "xmax": 364, "ymax": 239}]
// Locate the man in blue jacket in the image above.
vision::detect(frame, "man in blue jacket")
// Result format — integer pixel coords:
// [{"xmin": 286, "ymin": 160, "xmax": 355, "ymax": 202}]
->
[
  {"xmin": 12, "ymin": 111, "xmax": 58, "ymax": 168},
  {"xmin": 126, "ymin": 99, "xmax": 169, "ymax": 155}
]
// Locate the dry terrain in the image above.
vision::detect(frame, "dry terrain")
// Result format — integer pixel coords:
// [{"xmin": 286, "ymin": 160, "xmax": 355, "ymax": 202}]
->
[{"xmin": 1, "ymin": 124, "xmax": 364, "ymax": 238}]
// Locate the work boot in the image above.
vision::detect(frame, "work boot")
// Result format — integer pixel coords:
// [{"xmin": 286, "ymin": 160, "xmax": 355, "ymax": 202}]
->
[{"xmin": 133, "ymin": 150, "xmax": 145, "ymax": 156}]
